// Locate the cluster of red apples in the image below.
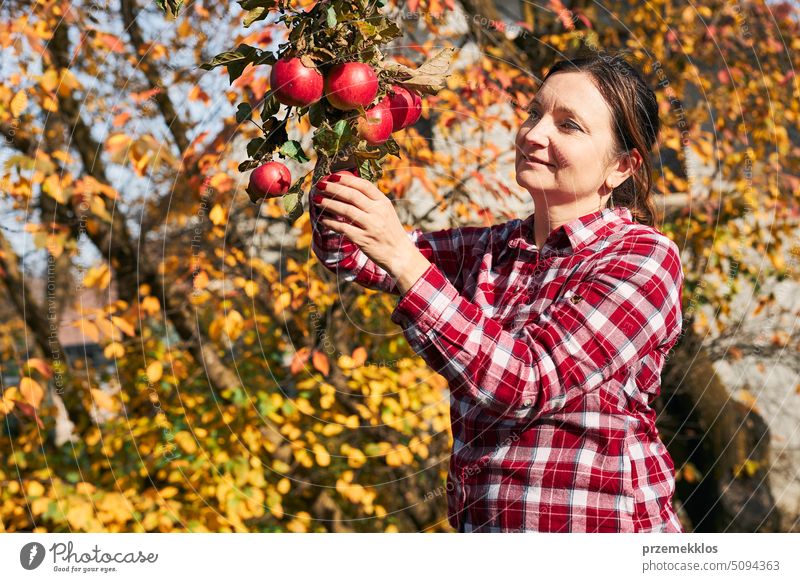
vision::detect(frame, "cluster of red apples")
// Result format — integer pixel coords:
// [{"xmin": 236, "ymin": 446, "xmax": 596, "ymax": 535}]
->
[{"xmin": 248, "ymin": 58, "xmax": 422, "ymax": 201}]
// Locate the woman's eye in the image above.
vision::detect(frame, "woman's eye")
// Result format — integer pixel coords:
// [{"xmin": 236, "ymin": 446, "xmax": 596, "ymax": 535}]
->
[{"xmin": 527, "ymin": 109, "xmax": 581, "ymax": 132}]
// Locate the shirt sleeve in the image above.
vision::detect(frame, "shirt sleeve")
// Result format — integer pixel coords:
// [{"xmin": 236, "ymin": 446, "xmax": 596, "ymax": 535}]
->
[
  {"xmin": 389, "ymin": 233, "xmax": 685, "ymax": 422},
  {"xmin": 310, "ymin": 184, "xmax": 490, "ymax": 295}
]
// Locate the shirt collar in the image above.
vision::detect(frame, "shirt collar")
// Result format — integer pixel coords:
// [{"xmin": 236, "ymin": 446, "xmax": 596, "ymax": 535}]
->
[{"xmin": 513, "ymin": 206, "xmax": 633, "ymax": 255}]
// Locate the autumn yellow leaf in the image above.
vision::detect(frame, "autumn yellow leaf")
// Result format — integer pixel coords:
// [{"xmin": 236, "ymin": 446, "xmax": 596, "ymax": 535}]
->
[
  {"xmin": 351, "ymin": 346, "xmax": 368, "ymax": 367},
  {"xmin": 193, "ymin": 270, "xmax": 209, "ymax": 291},
  {"xmin": 98, "ymin": 33, "xmax": 125, "ymax": 53},
  {"xmin": 174, "ymin": 431, "xmax": 197, "ymax": 454},
  {"xmin": 25, "ymin": 481, "xmax": 45, "ymax": 497},
  {"xmin": 209, "ymin": 204, "xmax": 226, "ymax": 226},
  {"xmin": 76, "ymin": 482, "xmax": 96, "ymax": 495},
  {"xmin": 10, "ymin": 89, "xmax": 28, "ymax": 117},
  {"xmin": 97, "ymin": 338, "xmax": 119, "ymax": 362},
  {"xmin": 209, "ymin": 172, "xmax": 234, "ymax": 192},
  {"xmin": 91, "ymin": 317, "xmax": 117, "ymax": 342},
  {"xmin": 90, "ymin": 194, "xmax": 113, "ymax": 222},
  {"xmin": 0, "ymin": 390, "xmax": 16, "ymax": 415},
  {"xmin": 275, "ymin": 291, "xmax": 292, "ymax": 313},
  {"xmin": 58, "ymin": 68, "xmax": 81, "ymax": 96},
  {"xmin": 42, "ymin": 174, "xmax": 66, "ymax": 204},
  {"xmin": 290, "ymin": 347, "xmax": 310, "ymax": 375},
  {"xmin": 66, "ymin": 501, "xmax": 95, "ymax": 531},
  {"xmin": 347, "ymin": 447, "xmax": 367, "ymax": 469},
  {"xmin": 243, "ymin": 280, "xmax": 258, "ymax": 298},
  {"xmin": 83, "ymin": 264, "xmax": 111, "ymax": 289},
  {"xmin": 385, "ymin": 448, "xmax": 403, "ymax": 467},
  {"xmin": 320, "ymin": 393, "xmax": 335, "ymax": 409},
  {"xmin": 160, "ymin": 486, "xmax": 179, "ymax": 499},
  {"xmin": 19, "ymin": 377, "xmax": 45, "ymax": 409},
  {"xmin": 146, "ymin": 361, "xmax": 163, "ymax": 384},
  {"xmin": 111, "ymin": 316, "xmax": 136, "ymax": 337},
  {"xmin": 25, "ymin": 358, "xmax": 53, "ymax": 379},
  {"xmin": 112, "ymin": 111, "xmax": 131, "ymax": 127},
  {"xmin": 312, "ymin": 350, "xmax": 329, "ymax": 376},
  {"xmin": 268, "ymin": 501, "xmax": 284, "ymax": 520},
  {"xmin": 277, "ymin": 478, "xmax": 291, "ymax": 495},
  {"xmin": 222, "ymin": 310, "xmax": 244, "ymax": 341},
  {"xmin": 140, "ymin": 295, "xmax": 160, "ymax": 315},
  {"xmin": 321, "ymin": 423, "xmax": 343, "ymax": 436},
  {"xmin": 90, "ymin": 388, "xmax": 117, "ymax": 412},
  {"xmin": 313, "ymin": 443, "xmax": 331, "ymax": 467}
]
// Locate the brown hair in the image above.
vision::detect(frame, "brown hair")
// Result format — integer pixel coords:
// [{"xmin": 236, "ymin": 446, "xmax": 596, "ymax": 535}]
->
[{"xmin": 542, "ymin": 50, "xmax": 660, "ymax": 227}]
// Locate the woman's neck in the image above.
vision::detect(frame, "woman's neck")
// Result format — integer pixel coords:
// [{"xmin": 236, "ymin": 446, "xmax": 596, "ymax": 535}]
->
[{"xmin": 532, "ymin": 198, "xmax": 607, "ymax": 249}]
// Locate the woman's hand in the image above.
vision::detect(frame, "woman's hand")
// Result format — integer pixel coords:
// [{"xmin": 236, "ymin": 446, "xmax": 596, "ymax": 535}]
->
[{"xmin": 313, "ymin": 172, "xmax": 430, "ymax": 290}]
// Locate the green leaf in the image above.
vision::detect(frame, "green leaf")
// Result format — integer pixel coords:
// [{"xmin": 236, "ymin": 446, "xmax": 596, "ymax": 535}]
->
[
  {"xmin": 308, "ymin": 101, "xmax": 325, "ymax": 128},
  {"xmin": 243, "ymin": 6, "xmax": 269, "ymax": 27},
  {"xmin": 356, "ymin": 157, "xmax": 378, "ymax": 182},
  {"xmin": 235, "ymin": 103, "xmax": 253, "ymax": 123},
  {"xmin": 264, "ymin": 121, "xmax": 289, "ymax": 151},
  {"xmin": 238, "ymin": 159, "xmax": 261, "ymax": 173},
  {"xmin": 377, "ymin": 21, "xmax": 402, "ymax": 42},
  {"xmin": 200, "ymin": 44, "xmax": 260, "ymax": 84},
  {"xmin": 238, "ymin": 0, "xmax": 278, "ymax": 9},
  {"xmin": 261, "ymin": 94, "xmax": 280, "ymax": 120},
  {"xmin": 312, "ymin": 119, "xmax": 354, "ymax": 157},
  {"xmin": 353, "ymin": 21, "xmax": 377, "ymax": 39},
  {"xmin": 246, "ymin": 137, "xmax": 267, "ymax": 158},
  {"xmin": 326, "ymin": 5, "xmax": 337, "ymax": 28},
  {"xmin": 283, "ymin": 190, "xmax": 304, "ymax": 224},
  {"xmin": 279, "ymin": 140, "xmax": 310, "ymax": 163},
  {"xmin": 379, "ymin": 136, "xmax": 400, "ymax": 158}
]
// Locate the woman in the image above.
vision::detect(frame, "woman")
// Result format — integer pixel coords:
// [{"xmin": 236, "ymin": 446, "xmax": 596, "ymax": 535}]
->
[{"xmin": 309, "ymin": 51, "xmax": 685, "ymax": 533}]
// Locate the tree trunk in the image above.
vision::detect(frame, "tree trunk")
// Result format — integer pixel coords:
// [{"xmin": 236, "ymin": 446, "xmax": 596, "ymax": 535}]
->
[
  {"xmin": 0, "ymin": 231, "xmax": 88, "ymax": 431},
  {"xmin": 660, "ymin": 325, "xmax": 781, "ymax": 532}
]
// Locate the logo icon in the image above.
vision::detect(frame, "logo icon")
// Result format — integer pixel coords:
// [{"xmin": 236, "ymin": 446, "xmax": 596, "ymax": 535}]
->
[{"xmin": 20, "ymin": 542, "xmax": 46, "ymax": 570}]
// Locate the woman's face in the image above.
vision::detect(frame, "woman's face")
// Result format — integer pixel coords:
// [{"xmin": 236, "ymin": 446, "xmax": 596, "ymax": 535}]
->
[{"xmin": 514, "ymin": 71, "xmax": 624, "ymax": 205}]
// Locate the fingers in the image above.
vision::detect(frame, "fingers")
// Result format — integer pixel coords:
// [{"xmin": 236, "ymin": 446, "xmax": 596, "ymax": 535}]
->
[
  {"xmin": 324, "ymin": 172, "xmax": 383, "ymax": 201},
  {"xmin": 319, "ymin": 216, "xmax": 361, "ymax": 236},
  {"xmin": 315, "ymin": 181, "xmax": 373, "ymax": 212},
  {"xmin": 315, "ymin": 195, "xmax": 369, "ymax": 227}
]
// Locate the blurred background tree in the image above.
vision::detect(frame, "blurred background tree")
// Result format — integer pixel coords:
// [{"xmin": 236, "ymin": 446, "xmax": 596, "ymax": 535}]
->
[{"xmin": 1, "ymin": 0, "xmax": 798, "ymax": 532}]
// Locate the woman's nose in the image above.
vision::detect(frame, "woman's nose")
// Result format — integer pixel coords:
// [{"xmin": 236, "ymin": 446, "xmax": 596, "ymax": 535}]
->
[{"xmin": 520, "ymin": 120, "xmax": 550, "ymax": 148}]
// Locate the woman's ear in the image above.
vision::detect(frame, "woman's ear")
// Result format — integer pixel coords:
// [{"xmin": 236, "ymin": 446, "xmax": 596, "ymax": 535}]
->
[{"xmin": 605, "ymin": 148, "xmax": 642, "ymax": 190}]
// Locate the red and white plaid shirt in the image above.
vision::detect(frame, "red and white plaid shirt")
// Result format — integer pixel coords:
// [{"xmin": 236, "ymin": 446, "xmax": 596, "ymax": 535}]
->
[{"xmin": 311, "ymin": 191, "xmax": 685, "ymax": 533}]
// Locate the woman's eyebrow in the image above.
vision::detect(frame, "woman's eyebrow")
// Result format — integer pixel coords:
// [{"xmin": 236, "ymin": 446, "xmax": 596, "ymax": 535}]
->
[{"xmin": 531, "ymin": 97, "xmax": 588, "ymax": 127}]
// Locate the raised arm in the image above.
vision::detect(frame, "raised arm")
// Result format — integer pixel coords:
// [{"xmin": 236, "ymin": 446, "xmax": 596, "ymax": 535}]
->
[
  {"xmin": 310, "ymin": 180, "xmax": 491, "ymax": 295},
  {"xmin": 388, "ymin": 232, "xmax": 685, "ymax": 422}
]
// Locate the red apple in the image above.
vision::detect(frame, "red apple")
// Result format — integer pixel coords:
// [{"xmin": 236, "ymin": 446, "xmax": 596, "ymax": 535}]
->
[
  {"xmin": 387, "ymin": 85, "xmax": 422, "ymax": 131},
  {"xmin": 356, "ymin": 96, "xmax": 394, "ymax": 145},
  {"xmin": 270, "ymin": 57, "xmax": 323, "ymax": 107},
  {"xmin": 322, "ymin": 168, "xmax": 359, "ymax": 181},
  {"xmin": 324, "ymin": 62, "xmax": 379, "ymax": 110},
  {"xmin": 248, "ymin": 161, "xmax": 291, "ymax": 200}
]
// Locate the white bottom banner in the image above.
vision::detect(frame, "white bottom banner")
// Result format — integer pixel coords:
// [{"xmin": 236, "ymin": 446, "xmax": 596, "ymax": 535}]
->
[{"xmin": 1, "ymin": 533, "xmax": 797, "ymax": 581}]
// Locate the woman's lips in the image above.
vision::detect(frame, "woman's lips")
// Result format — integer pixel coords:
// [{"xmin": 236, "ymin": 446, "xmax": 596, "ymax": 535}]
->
[{"xmin": 521, "ymin": 156, "xmax": 553, "ymax": 167}]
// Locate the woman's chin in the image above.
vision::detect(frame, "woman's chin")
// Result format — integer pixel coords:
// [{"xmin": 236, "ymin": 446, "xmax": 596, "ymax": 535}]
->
[{"xmin": 515, "ymin": 171, "xmax": 551, "ymax": 193}]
